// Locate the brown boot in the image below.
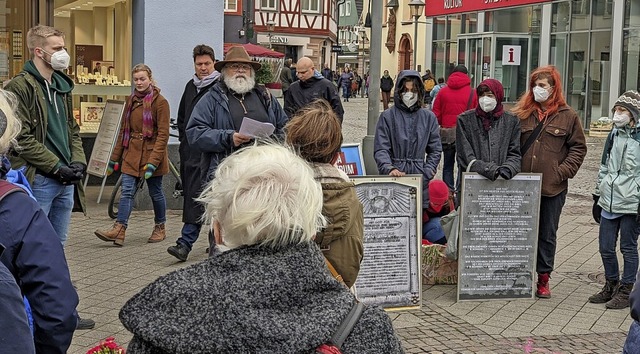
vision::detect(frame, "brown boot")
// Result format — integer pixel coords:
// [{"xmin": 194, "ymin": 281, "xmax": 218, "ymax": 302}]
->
[
  {"xmin": 606, "ymin": 283, "xmax": 633, "ymax": 309},
  {"xmin": 148, "ymin": 223, "xmax": 166, "ymax": 243},
  {"xmin": 95, "ymin": 222, "xmax": 126, "ymax": 247}
]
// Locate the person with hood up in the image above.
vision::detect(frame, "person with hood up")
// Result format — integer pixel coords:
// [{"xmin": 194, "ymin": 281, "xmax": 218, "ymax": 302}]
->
[
  {"xmin": 284, "ymin": 57, "xmax": 344, "ymax": 122},
  {"xmin": 456, "ymin": 79, "xmax": 521, "ymax": 182},
  {"xmin": 590, "ymin": 90, "xmax": 640, "ymax": 310},
  {"xmin": 422, "ymin": 179, "xmax": 455, "ymax": 245},
  {"xmin": 374, "ymin": 70, "xmax": 442, "ymax": 210},
  {"xmin": 432, "ymin": 65, "xmax": 478, "ymax": 192},
  {"xmin": 119, "ymin": 144, "xmax": 404, "ymax": 353}
]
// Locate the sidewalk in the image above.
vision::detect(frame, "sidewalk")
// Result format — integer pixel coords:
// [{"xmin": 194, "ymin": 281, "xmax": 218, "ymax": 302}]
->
[{"xmin": 65, "ymin": 99, "xmax": 630, "ymax": 353}]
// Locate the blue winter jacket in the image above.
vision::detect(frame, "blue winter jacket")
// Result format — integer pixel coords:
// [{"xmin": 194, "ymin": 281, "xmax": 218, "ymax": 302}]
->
[
  {"xmin": 0, "ymin": 177, "xmax": 78, "ymax": 353},
  {"xmin": 186, "ymin": 82, "xmax": 288, "ymax": 183},
  {"xmin": 374, "ymin": 70, "xmax": 443, "ymax": 208}
]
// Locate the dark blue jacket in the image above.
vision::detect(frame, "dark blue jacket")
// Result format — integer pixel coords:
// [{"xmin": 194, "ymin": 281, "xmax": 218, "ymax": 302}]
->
[
  {"xmin": 0, "ymin": 184, "xmax": 78, "ymax": 353},
  {"xmin": 0, "ymin": 247, "xmax": 36, "ymax": 354},
  {"xmin": 374, "ymin": 70, "xmax": 442, "ymax": 208},
  {"xmin": 186, "ymin": 82, "xmax": 288, "ymax": 183}
]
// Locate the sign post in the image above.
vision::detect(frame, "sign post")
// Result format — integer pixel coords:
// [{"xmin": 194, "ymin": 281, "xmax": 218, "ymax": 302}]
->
[{"xmin": 85, "ymin": 100, "xmax": 126, "ymax": 203}]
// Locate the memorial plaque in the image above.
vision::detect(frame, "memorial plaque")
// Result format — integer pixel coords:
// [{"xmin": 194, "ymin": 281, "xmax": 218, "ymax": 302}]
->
[
  {"xmin": 457, "ymin": 173, "xmax": 542, "ymax": 301},
  {"xmin": 352, "ymin": 176, "xmax": 422, "ymax": 310}
]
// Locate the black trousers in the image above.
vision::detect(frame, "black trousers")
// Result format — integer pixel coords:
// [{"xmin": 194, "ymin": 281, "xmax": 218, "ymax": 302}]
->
[{"xmin": 537, "ymin": 189, "xmax": 567, "ymax": 274}]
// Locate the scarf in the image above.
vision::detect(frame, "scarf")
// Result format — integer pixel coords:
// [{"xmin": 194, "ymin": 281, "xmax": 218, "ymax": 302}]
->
[
  {"xmin": 193, "ymin": 71, "xmax": 220, "ymax": 93},
  {"xmin": 122, "ymin": 86, "xmax": 155, "ymax": 148},
  {"xmin": 474, "ymin": 79, "xmax": 505, "ymax": 131}
]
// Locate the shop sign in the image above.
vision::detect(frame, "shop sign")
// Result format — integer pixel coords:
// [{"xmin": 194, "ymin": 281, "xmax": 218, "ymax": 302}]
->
[
  {"xmin": 331, "ymin": 45, "xmax": 344, "ymax": 53},
  {"xmin": 502, "ymin": 45, "xmax": 521, "ymax": 65},
  {"xmin": 270, "ymin": 36, "xmax": 288, "ymax": 44},
  {"xmin": 425, "ymin": 0, "xmax": 551, "ymax": 17}
]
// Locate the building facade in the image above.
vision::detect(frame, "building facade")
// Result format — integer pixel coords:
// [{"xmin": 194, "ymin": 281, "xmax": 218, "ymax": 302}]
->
[{"xmin": 379, "ymin": 0, "xmax": 638, "ymax": 129}]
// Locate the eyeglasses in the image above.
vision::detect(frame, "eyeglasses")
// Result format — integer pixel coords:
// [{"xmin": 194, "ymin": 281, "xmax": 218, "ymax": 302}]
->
[{"xmin": 228, "ymin": 63, "xmax": 252, "ymax": 71}]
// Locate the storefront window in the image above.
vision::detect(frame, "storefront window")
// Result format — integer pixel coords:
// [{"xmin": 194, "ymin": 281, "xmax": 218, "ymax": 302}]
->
[
  {"xmin": 0, "ymin": 1, "xmax": 32, "ymax": 83},
  {"xmin": 571, "ymin": 0, "xmax": 590, "ymax": 30},
  {"xmin": 433, "ymin": 17, "xmax": 446, "ymax": 40},
  {"xmin": 624, "ymin": 0, "xmax": 640, "ymax": 27},
  {"xmin": 552, "ymin": 2, "xmax": 571, "ymax": 32},
  {"xmin": 591, "ymin": 0, "xmax": 613, "ymax": 29},
  {"xmin": 621, "ymin": 30, "xmax": 640, "ymax": 92}
]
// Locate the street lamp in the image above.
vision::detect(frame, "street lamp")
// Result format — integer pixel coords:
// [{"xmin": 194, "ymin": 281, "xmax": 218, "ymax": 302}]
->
[
  {"xmin": 408, "ymin": 0, "xmax": 425, "ymax": 71},
  {"xmin": 266, "ymin": 20, "xmax": 276, "ymax": 49},
  {"xmin": 359, "ymin": 27, "xmax": 368, "ymax": 76}
]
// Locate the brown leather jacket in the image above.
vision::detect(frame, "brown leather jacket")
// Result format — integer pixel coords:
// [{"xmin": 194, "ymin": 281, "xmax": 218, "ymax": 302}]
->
[
  {"xmin": 312, "ymin": 163, "xmax": 364, "ymax": 288},
  {"xmin": 519, "ymin": 105, "xmax": 587, "ymax": 197},
  {"xmin": 112, "ymin": 88, "xmax": 170, "ymax": 177}
]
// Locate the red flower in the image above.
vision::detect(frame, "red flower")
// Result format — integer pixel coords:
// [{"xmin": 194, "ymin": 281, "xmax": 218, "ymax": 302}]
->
[{"xmin": 86, "ymin": 337, "xmax": 126, "ymax": 354}]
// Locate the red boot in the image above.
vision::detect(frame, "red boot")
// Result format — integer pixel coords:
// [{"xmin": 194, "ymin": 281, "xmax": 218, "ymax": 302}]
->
[{"xmin": 536, "ymin": 273, "xmax": 551, "ymax": 298}]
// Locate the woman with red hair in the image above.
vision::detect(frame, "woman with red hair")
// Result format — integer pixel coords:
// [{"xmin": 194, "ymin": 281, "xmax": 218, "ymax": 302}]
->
[{"xmin": 513, "ymin": 66, "xmax": 587, "ymax": 299}]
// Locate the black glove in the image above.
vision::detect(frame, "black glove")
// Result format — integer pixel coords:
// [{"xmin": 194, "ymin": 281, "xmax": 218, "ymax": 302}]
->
[
  {"xmin": 592, "ymin": 195, "xmax": 602, "ymax": 224},
  {"xmin": 54, "ymin": 165, "xmax": 82, "ymax": 184},
  {"xmin": 70, "ymin": 162, "xmax": 86, "ymax": 176},
  {"xmin": 498, "ymin": 167, "xmax": 513, "ymax": 180}
]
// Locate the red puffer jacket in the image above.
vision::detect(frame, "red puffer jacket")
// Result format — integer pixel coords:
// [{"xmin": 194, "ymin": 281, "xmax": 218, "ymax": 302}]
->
[{"xmin": 432, "ymin": 72, "xmax": 478, "ymax": 128}]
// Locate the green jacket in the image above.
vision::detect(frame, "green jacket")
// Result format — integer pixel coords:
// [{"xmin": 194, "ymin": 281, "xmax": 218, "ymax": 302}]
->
[
  {"xmin": 5, "ymin": 67, "xmax": 86, "ymax": 213},
  {"xmin": 311, "ymin": 163, "xmax": 364, "ymax": 288}
]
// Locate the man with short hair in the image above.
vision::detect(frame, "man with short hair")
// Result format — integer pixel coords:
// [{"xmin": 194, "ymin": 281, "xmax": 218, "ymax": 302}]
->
[
  {"xmin": 283, "ymin": 57, "xmax": 344, "ymax": 122},
  {"xmin": 167, "ymin": 44, "xmax": 220, "ymax": 262},
  {"xmin": 279, "ymin": 58, "xmax": 293, "ymax": 100},
  {"xmin": 321, "ymin": 63, "xmax": 333, "ymax": 82},
  {"xmin": 186, "ymin": 45, "xmax": 288, "ymax": 190},
  {"xmin": 5, "ymin": 24, "xmax": 94, "ymax": 330}
]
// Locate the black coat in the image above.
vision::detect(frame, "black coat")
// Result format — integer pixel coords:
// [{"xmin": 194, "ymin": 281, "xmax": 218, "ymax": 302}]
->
[
  {"xmin": 177, "ymin": 79, "xmax": 217, "ymax": 224},
  {"xmin": 283, "ymin": 76, "xmax": 344, "ymax": 122}
]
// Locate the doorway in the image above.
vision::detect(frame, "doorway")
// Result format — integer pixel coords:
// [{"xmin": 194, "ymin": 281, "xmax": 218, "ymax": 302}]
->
[{"xmin": 458, "ymin": 33, "xmax": 532, "ymax": 103}]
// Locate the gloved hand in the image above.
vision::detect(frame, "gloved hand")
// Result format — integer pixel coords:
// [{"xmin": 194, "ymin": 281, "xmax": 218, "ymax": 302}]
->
[
  {"xmin": 106, "ymin": 160, "xmax": 119, "ymax": 176},
  {"xmin": 497, "ymin": 167, "xmax": 513, "ymax": 180},
  {"xmin": 592, "ymin": 195, "xmax": 602, "ymax": 224},
  {"xmin": 54, "ymin": 165, "xmax": 81, "ymax": 184},
  {"xmin": 70, "ymin": 162, "xmax": 86, "ymax": 177},
  {"xmin": 143, "ymin": 163, "xmax": 157, "ymax": 179}
]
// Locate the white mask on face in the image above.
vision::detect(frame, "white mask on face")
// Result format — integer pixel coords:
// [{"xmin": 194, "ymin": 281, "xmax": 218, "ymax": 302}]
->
[
  {"xmin": 402, "ymin": 92, "xmax": 418, "ymax": 107},
  {"xmin": 41, "ymin": 48, "xmax": 71, "ymax": 71},
  {"xmin": 533, "ymin": 86, "xmax": 550, "ymax": 103},
  {"xmin": 478, "ymin": 96, "xmax": 497, "ymax": 113},
  {"xmin": 612, "ymin": 112, "xmax": 631, "ymax": 128}
]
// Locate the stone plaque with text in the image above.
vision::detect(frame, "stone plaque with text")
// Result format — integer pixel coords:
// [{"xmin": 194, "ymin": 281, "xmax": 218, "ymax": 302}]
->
[
  {"xmin": 352, "ymin": 176, "xmax": 422, "ymax": 310},
  {"xmin": 457, "ymin": 173, "xmax": 542, "ymax": 301}
]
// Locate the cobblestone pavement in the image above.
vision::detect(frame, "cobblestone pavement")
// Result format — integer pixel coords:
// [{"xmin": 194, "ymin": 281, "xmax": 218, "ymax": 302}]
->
[{"xmin": 66, "ymin": 98, "xmax": 629, "ymax": 353}]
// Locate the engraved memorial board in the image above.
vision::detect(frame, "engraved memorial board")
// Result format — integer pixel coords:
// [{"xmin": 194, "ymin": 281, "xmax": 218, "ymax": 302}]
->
[{"xmin": 457, "ymin": 173, "xmax": 542, "ymax": 301}]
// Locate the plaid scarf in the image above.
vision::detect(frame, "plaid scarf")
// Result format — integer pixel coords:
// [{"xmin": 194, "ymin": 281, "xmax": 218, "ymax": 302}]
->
[{"xmin": 122, "ymin": 86, "xmax": 155, "ymax": 148}]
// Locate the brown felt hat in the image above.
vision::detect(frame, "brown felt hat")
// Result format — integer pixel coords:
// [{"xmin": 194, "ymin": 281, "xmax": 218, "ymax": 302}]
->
[{"xmin": 215, "ymin": 46, "xmax": 261, "ymax": 72}]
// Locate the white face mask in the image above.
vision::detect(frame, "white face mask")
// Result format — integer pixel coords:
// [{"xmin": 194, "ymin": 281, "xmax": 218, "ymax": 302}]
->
[
  {"xmin": 402, "ymin": 92, "xmax": 418, "ymax": 107},
  {"xmin": 533, "ymin": 86, "xmax": 551, "ymax": 103},
  {"xmin": 612, "ymin": 112, "xmax": 631, "ymax": 128},
  {"xmin": 478, "ymin": 96, "xmax": 497, "ymax": 113},
  {"xmin": 41, "ymin": 48, "xmax": 70, "ymax": 71}
]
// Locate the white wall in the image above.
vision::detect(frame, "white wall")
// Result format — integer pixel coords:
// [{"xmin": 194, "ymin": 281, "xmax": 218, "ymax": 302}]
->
[{"xmin": 134, "ymin": 0, "xmax": 224, "ymax": 118}]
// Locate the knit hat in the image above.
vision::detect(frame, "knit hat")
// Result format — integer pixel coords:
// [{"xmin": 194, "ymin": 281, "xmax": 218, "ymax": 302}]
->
[
  {"xmin": 612, "ymin": 90, "xmax": 640, "ymax": 121},
  {"xmin": 428, "ymin": 180, "xmax": 450, "ymax": 213}
]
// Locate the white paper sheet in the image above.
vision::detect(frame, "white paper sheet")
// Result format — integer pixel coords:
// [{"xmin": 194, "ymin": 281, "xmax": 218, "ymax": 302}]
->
[{"xmin": 239, "ymin": 117, "xmax": 275, "ymax": 138}]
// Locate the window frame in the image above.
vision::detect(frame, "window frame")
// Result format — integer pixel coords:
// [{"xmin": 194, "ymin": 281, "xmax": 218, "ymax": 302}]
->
[
  {"xmin": 261, "ymin": 0, "xmax": 277, "ymax": 10},
  {"xmin": 301, "ymin": 0, "xmax": 321, "ymax": 13},
  {"xmin": 224, "ymin": 0, "xmax": 238, "ymax": 12}
]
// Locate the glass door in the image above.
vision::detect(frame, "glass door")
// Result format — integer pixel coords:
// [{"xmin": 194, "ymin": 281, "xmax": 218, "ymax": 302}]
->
[{"xmin": 494, "ymin": 36, "xmax": 530, "ymax": 102}]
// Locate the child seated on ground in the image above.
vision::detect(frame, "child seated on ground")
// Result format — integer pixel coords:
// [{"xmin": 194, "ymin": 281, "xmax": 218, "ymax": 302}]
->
[{"xmin": 423, "ymin": 179, "xmax": 455, "ymax": 245}]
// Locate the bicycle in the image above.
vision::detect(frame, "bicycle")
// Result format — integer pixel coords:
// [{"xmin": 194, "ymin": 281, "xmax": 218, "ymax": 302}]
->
[{"xmin": 108, "ymin": 120, "xmax": 183, "ymax": 219}]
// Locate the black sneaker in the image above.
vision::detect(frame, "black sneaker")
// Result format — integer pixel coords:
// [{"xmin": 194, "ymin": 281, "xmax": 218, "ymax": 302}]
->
[
  {"xmin": 167, "ymin": 243, "xmax": 190, "ymax": 262},
  {"xmin": 76, "ymin": 316, "xmax": 95, "ymax": 330}
]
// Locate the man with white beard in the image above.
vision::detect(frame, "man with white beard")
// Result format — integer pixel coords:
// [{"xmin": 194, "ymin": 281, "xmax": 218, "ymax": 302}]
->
[{"xmin": 186, "ymin": 45, "xmax": 288, "ymax": 194}]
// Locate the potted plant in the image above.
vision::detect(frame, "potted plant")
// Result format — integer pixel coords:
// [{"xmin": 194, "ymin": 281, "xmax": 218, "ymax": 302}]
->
[{"xmin": 256, "ymin": 63, "xmax": 282, "ymax": 97}]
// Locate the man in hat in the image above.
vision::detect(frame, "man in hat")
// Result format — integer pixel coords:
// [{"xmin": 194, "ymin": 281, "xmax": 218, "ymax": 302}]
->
[
  {"xmin": 283, "ymin": 57, "xmax": 343, "ymax": 122},
  {"xmin": 186, "ymin": 44, "xmax": 288, "ymax": 190},
  {"xmin": 167, "ymin": 44, "xmax": 220, "ymax": 262}
]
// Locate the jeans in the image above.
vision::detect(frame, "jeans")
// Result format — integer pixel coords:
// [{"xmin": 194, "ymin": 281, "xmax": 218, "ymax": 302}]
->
[
  {"xmin": 116, "ymin": 174, "xmax": 166, "ymax": 227},
  {"xmin": 536, "ymin": 190, "xmax": 567, "ymax": 274},
  {"xmin": 31, "ymin": 174, "xmax": 74, "ymax": 246},
  {"xmin": 423, "ymin": 217, "xmax": 446, "ymax": 244},
  {"xmin": 624, "ymin": 321, "xmax": 640, "ymax": 354},
  {"xmin": 177, "ymin": 223, "xmax": 202, "ymax": 252},
  {"xmin": 598, "ymin": 214, "xmax": 640, "ymax": 284},
  {"xmin": 442, "ymin": 143, "xmax": 456, "ymax": 191}
]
